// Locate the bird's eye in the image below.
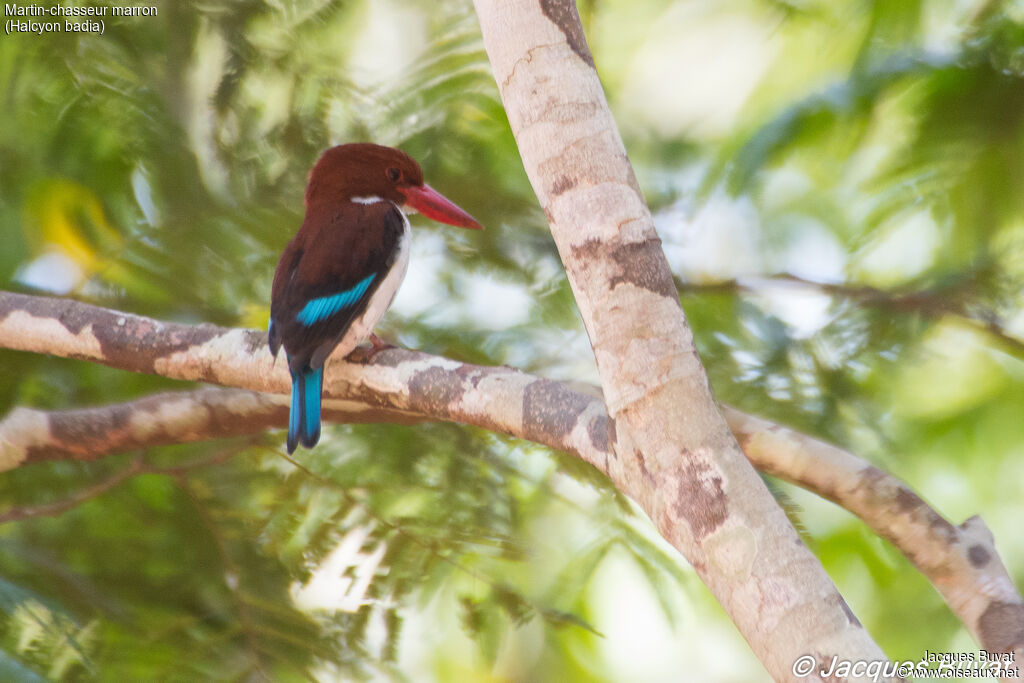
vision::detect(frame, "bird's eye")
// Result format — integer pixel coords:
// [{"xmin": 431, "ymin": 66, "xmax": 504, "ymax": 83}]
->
[{"xmin": 386, "ymin": 167, "xmax": 401, "ymax": 182}]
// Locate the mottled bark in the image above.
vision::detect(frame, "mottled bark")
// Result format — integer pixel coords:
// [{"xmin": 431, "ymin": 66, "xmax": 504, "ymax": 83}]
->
[
  {"xmin": 0, "ymin": 387, "xmax": 421, "ymax": 467},
  {"xmin": 1, "ymin": 291, "xmax": 1022, "ymax": 662},
  {"xmin": 472, "ymin": 0, "xmax": 890, "ymax": 679},
  {"xmin": 0, "ymin": 291, "xmax": 607, "ymax": 473},
  {"xmin": 724, "ymin": 408, "xmax": 1024, "ymax": 664}
]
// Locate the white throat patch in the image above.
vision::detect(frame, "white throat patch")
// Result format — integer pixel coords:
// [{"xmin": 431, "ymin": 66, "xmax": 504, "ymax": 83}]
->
[{"xmin": 351, "ymin": 195, "xmax": 383, "ymax": 205}]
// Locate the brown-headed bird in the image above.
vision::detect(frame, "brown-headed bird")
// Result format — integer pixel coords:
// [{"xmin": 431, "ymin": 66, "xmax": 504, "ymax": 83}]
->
[{"xmin": 269, "ymin": 143, "xmax": 481, "ymax": 453}]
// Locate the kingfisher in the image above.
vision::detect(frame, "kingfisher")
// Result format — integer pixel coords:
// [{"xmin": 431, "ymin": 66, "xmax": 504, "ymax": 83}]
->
[{"xmin": 269, "ymin": 143, "xmax": 481, "ymax": 453}]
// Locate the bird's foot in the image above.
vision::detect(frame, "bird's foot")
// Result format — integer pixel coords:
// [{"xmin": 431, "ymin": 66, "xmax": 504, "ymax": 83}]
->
[
  {"xmin": 348, "ymin": 334, "xmax": 398, "ymax": 363},
  {"xmin": 369, "ymin": 333, "xmax": 395, "ymax": 353}
]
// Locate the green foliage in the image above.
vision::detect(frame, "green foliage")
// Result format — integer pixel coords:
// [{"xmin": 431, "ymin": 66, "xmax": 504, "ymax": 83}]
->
[
  {"xmin": 674, "ymin": 0, "xmax": 1024, "ymax": 663},
  {"xmin": 2, "ymin": 0, "xmax": 1023, "ymax": 680},
  {"xmin": 0, "ymin": 578, "xmax": 93, "ymax": 681}
]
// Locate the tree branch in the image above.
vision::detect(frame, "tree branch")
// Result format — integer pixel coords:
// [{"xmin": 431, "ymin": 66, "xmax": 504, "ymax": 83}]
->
[
  {"xmin": 0, "ymin": 290, "xmax": 607, "ymax": 475},
  {"xmin": 472, "ymin": 0, "xmax": 895, "ymax": 677},
  {"xmin": 0, "ymin": 448, "xmax": 243, "ymax": 524},
  {"xmin": 675, "ymin": 274, "xmax": 1024, "ymax": 357},
  {"xmin": 0, "ymin": 387, "xmax": 422, "ymax": 467},
  {"xmin": 721, "ymin": 407, "xmax": 1024, "ymax": 660}
]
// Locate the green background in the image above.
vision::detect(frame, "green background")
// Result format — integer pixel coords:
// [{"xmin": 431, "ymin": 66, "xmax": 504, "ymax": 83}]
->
[{"xmin": 1, "ymin": 0, "xmax": 1022, "ymax": 680}]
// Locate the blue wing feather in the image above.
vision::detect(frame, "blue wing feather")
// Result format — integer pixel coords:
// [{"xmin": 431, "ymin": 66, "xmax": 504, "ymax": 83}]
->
[{"xmin": 296, "ymin": 273, "xmax": 376, "ymax": 326}]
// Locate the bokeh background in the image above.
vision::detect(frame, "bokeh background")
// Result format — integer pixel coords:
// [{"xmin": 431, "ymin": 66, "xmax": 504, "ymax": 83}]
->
[{"xmin": 1, "ymin": 0, "xmax": 1023, "ymax": 680}]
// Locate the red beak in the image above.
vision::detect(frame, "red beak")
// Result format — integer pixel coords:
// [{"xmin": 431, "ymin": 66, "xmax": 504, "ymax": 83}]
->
[{"xmin": 400, "ymin": 183, "xmax": 482, "ymax": 230}]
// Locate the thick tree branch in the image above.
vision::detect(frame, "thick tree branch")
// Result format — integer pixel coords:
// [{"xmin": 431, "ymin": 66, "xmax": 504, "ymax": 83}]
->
[
  {"xmin": 722, "ymin": 408, "xmax": 1024, "ymax": 661},
  {"xmin": 0, "ymin": 387, "xmax": 422, "ymax": 467},
  {"xmin": 473, "ymin": 1, "xmax": 893, "ymax": 678},
  {"xmin": 0, "ymin": 291, "xmax": 607, "ymax": 476}
]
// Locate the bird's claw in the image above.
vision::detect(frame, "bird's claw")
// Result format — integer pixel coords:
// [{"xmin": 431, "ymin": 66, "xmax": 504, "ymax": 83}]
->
[
  {"xmin": 348, "ymin": 334, "xmax": 398, "ymax": 363},
  {"xmin": 370, "ymin": 333, "xmax": 398, "ymax": 353}
]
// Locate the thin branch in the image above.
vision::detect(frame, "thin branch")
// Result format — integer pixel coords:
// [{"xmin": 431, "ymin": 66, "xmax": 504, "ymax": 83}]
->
[
  {"xmin": 0, "ymin": 457, "xmax": 144, "ymax": 524},
  {"xmin": 677, "ymin": 273, "xmax": 965, "ymax": 312},
  {"xmin": 675, "ymin": 273, "xmax": 1024, "ymax": 356},
  {"xmin": 0, "ymin": 448, "xmax": 242, "ymax": 524}
]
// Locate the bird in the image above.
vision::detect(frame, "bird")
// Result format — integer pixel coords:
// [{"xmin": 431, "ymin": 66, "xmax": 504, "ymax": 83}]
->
[{"xmin": 269, "ymin": 143, "xmax": 481, "ymax": 453}]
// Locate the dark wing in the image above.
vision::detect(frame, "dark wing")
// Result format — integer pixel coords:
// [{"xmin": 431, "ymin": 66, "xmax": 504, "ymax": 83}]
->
[
  {"xmin": 268, "ymin": 240, "xmax": 303, "ymax": 357},
  {"xmin": 270, "ymin": 201, "xmax": 404, "ymax": 371}
]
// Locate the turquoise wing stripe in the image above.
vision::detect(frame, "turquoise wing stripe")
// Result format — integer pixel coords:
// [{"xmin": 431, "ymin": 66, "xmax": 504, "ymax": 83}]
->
[{"xmin": 296, "ymin": 273, "xmax": 376, "ymax": 326}]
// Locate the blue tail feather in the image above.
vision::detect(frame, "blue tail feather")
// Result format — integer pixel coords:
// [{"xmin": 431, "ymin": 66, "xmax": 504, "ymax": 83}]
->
[
  {"xmin": 302, "ymin": 367, "xmax": 322, "ymax": 448},
  {"xmin": 287, "ymin": 372, "xmax": 302, "ymax": 454},
  {"xmin": 287, "ymin": 366, "xmax": 324, "ymax": 453}
]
